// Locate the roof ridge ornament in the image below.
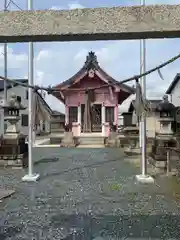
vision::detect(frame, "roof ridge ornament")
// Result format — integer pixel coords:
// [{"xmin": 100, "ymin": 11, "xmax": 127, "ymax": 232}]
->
[{"xmin": 84, "ymin": 51, "xmax": 99, "ymax": 70}]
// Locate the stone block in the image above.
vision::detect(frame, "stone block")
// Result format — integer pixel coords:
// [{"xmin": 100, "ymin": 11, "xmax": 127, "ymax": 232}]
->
[
  {"xmin": 0, "ymin": 5, "xmax": 180, "ymax": 42},
  {"xmin": 136, "ymin": 174, "xmax": 154, "ymax": 184},
  {"xmin": 61, "ymin": 132, "xmax": 76, "ymax": 147}
]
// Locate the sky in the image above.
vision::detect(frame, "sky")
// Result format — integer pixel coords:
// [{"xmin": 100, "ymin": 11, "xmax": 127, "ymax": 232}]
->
[{"xmin": 0, "ymin": 0, "xmax": 180, "ymax": 113}]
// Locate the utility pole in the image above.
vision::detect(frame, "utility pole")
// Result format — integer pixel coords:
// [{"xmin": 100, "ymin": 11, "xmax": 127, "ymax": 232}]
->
[
  {"xmin": 4, "ymin": 0, "xmax": 7, "ymax": 103},
  {"xmin": 1, "ymin": 0, "xmax": 8, "ymax": 136},
  {"xmin": 22, "ymin": 0, "xmax": 40, "ymax": 182},
  {"xmin": 140, "ymin": 0, "xmax": 147, "ymax": 176},
  {"xmin": 136, "ymin": 0, "xmax": 154, "ymax": 183}
]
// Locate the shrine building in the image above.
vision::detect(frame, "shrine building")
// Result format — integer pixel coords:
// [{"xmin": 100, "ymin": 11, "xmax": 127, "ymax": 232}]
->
[{"xmin": 52, "ymin": 52, "xmax": 134, "ymax": 137}]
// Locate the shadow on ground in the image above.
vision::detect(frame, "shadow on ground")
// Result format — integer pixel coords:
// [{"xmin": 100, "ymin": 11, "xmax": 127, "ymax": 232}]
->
[
  {"xmin": 50, "ymin": 213, "xmax": 180, "ymax": 239},
  {"xmin": 0, "ymin": 224, "xmax": 23, "ymax": 240},
  {"xmin": 34, "ymin": 157, "xmax": 59, "ymax": 166},
  {"xmin": 40, "ymin": 158, "xmax": 120, "ymax": 180}
]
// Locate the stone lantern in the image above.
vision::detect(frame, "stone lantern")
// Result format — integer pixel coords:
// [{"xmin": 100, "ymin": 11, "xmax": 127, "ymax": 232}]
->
[
  {"xmin": 150, "ymin": 95, "xmax": 176, "ymax": 166},
  {"xmin": 0, "ymin": 94, "xmax": 28, "ymax": 168},
  {"xmin": 156, "ymin": 95, "xmax": 175, "ymax": 138},
  {"xmin": 3, "ymin": 94, "xmax": 26, "ymax": 136}
]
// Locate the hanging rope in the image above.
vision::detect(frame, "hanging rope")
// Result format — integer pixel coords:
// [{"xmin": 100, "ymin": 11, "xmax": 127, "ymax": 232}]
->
[
  {"xmin": 1, "ymin": 51, "xmax": 180, "ymax": 129},
  {"xmin": 133, "ymin": 78, "xmax": 151, "ymax": 123},
  {"xmin": 0, "ymin": 52, "xmax": 180, "ymax": 94}
]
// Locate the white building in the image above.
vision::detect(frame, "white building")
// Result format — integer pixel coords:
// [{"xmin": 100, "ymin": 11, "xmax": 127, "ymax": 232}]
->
[
  {"xmin": 0, "ymin": 79, "xmax": 52, "ymax": 136},
  {"xmin": 166, "ymin": 73, "xmax": 180, "ymax": 106},
  {"xmin": 121, "ymin": 99, "xmax": 162, "ymax": 138}
]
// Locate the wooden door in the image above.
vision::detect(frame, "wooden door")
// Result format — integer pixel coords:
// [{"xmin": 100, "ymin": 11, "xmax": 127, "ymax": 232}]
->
[{"xmin": 91, "ymin": 104, "xmax": 102, "ymax": 132}]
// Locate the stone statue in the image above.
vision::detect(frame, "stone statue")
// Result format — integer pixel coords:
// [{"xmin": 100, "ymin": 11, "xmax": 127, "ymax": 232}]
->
[
  {"xmin": 7, "ymin": 94, "xmax": 25, "ymax": 110},
  {"xmin": 134, "ymin": 80, "xmax": 150, "ymax": 123}
]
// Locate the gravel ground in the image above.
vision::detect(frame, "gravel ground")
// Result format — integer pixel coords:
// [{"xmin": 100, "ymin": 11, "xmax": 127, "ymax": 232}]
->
[{"xmin": 0, "ymin": 148, "xmax": 180, "ymax": 239}]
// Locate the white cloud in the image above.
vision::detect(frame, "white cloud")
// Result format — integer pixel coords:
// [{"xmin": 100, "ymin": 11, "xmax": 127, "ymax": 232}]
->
[
  {"xmin": 68, "ymin": 2, "xmax": 85, "ymax": 9},
  {"xmin": 50, "ymin": 6, "xmax": 63, "ymax": 10},
  {"xmin": 36, "ymin": 71, "xmax": 45, "ymax": 85},
  {"xmin": 36, "ymin": 49, "xmax": 50, "ymax": 61},
  {"xmin": 74, "ymin": 48, "xmax": 87, "ymax": 62},
  {"xmin": 0, "ymin": 45, "xmax": 27, "ymax": 69},
  {"xmin": 49, "ymin": 1, "xmax": 85, "ymax": 11},
  {"xmin": 127, "ymin": 0, "xmax": 180, "ymax": 5}
]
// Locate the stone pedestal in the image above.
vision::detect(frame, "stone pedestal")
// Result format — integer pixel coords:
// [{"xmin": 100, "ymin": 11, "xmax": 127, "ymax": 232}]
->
[
  {"xmin": 0, "ymin": 132, "xmax": 28, "ymax": 168},
  {"xmin": 22, "ymin": 173, "xmax": 40, "ymax": 182},
  {"xmin": 121, "ymin": 126, "xmax": 140, "ymax": 155},
  {"xmin": 5, "ymin": 116, "xmax": 20, "ymax": 134},
  {"xmin": 105, "ymin": 132, "xmax": 118, "ymax": 147},
  {"xmin": 136, "ymin": 174, "xmax": 154, "ymax": 184},
  {"xmin": 150, "ymin": 136, "xmax": 176, "ymax": 163},
  {"xmin": 61, "ymin": 132, "xmax": 76, "ymax": 147}
]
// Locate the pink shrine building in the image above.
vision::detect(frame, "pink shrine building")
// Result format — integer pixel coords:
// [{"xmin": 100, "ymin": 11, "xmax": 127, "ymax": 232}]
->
[{"xmin": 53, "ymin": 52, "xmax": 134, "ymax": 137}]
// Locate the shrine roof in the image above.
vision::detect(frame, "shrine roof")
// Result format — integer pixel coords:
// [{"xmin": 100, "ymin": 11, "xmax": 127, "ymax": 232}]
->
[
  {"xmin": 128, "ymin": 99, "xmax": 162, "ymax": 113},
  {"xmin": 54, "ymin": 51, "xmax": 135, "ymax": 94},
  {"xmin": 0, "ymin": 78, "xmax": 28, "ymax": 91},
  {"xmin": 166, "ymin": 73, "xmax": 180, "ymax": 94},
  {"xmin": 52, "ymin": 110, "xmax": 65, "ymax": 116}
]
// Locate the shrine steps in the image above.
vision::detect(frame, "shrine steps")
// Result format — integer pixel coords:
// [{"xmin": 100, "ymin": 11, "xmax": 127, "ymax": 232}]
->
[
  {"xmin": 36, "ymin": 133, "xmax": 106, "ymax": 148},
  {"xmin": 76, "ymin": 144, "xmax": 105, "ymax": 148},
  {"xmin": 77, "ymin": 135, "xmax": 105, "ymax": 147}
]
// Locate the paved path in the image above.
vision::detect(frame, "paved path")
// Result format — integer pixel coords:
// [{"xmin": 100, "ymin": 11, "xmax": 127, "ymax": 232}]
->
[
  {"xmin": 0, "ymin": 148, "xmax": 180, "ymax": 239},
  {"xmin": 76, "ymin": 144, "xmax": 105, "ymax": 148},
  {"xmin": 34, "ymin": 138, "xmax": 50, "ymax": 146}
]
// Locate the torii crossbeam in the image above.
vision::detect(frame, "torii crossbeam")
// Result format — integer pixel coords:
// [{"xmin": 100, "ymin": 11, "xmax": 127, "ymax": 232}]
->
[{"xmin": 0, "ymin": 4, "xmax": 180, "ymax": 43}]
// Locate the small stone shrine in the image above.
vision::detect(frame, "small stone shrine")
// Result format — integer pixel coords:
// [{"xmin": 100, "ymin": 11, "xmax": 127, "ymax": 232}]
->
[
  {"xmin": 105, "ymin": 123, "xmax": 118, "ymax": 147},
  {"xmin": 0, "ymin": 94, "xmax": 28, "ymax": 167},
  {"xmin": 61, "ymin": 123, "xmax": 76, "ymax": 147},
  {"xmin": 157, "ymin": 95, "xmax": 175, "ymax": 137},
  {"xmin": 150, "ymin": 95, "xmax": 176, "ymax": 166},
  {"xmin": 121, "ymin": 126, "xmax": 140, "ymax": 155}
]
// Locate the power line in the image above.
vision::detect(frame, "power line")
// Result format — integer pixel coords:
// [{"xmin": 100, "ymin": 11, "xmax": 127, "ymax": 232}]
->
[
  {"xmin": 1, "ymin": 0, "xmax": 23, "ymax": 104},
  {"xmin": 0, "ymin": 51, "xmax": 180, "ymax": 94},
  {"xmin": 0, "ymin": 0, "xmax": 23, "ymax": 56},
  {"xmin": 7, "ymin": 0, "xmax": 23, "ymax": 10},
  {"xmin": 6, "ymin": 0, "xmax": 11, "ymax": 9}
]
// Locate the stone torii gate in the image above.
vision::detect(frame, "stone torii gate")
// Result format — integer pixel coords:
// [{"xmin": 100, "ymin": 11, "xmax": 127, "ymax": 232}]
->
[
  {"xmin": 0, "ymin": 4, "xmax": 179, "ymax": 183},
  {"xmin": 0, "ymin": 4, "xmax": 180, "ymax": 42}
]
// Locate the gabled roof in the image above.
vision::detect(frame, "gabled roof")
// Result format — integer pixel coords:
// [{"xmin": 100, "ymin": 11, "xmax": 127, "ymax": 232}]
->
[
  {"xmin": 0, "ymin": 78, "xmax": 28, "ymax": 91},
  {"xmin": 0, "ymin": 78, "xmax": 53, "ymax": 114},
  {"xmin": 54, "ymin": 51, "xmax": 135, "ymax": 94},
  {"xmin": 36, "ymin": 90, "xmax": 53, "ymax": 115},
  {"xmin": 52, "ymin": 110, "xmax": 65, "ymax": 116},
  {"xmin": 166, "ymin": 73, "xmax": 180, "ymax": 94},
  {"xmin": 128, "ymin": 99, "xmax": 161, "ymax": 113}
]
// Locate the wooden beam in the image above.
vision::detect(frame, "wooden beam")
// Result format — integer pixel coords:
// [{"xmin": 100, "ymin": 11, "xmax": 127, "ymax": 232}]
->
[{"xmin": 0, "ymin": 4, "xmax": 180, "ymax": 43}]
